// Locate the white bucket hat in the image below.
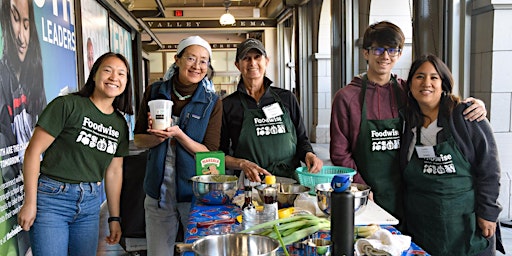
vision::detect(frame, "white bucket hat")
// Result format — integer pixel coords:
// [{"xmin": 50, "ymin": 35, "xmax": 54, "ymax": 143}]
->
[{"xmin": 176, "ymin": 36, "xmax": 212, "ymax": 58}]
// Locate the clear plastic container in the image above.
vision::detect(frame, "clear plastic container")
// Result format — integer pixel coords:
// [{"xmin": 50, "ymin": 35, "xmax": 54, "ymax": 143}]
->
[
  {"xmin": 207, "ymin": 223, "xmax": 242, "ymax": 235},
  {"xmin": 148, "ymin": 99, "xmax": 173, "ymax": 130},
  {"xmin": 242, "ymin": 208, "xmax": 274, "ymax": 233}
]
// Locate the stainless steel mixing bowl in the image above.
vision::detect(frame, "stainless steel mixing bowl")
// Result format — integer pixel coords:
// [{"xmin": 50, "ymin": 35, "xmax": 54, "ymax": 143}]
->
[
  {"xmin": 315, "ymin": 182, "xmax": 371, "ymax": 216},
  {"xmin": 176, "ymin": 233, "xmax": 280, "ymax": 256},
  {"xmin": 191, "ymin": 175, "xmax": 238, "ymax": 205},
  {"xmin": 254, "ymin": 183, "xmax": 311, "ymax": 208}
]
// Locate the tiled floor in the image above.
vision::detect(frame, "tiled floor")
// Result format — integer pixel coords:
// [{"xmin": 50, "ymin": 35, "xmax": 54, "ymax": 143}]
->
[
  {"xmin": 97, "ymin": 204, "xmax": 135, "ymax": 256},
  {"xmin": 498, "ymin": 222, "xmax": 512, "ymax": 256},
  {"xmin": 96, "ymin": 144, "xmax": 512, "ymax": 255}
]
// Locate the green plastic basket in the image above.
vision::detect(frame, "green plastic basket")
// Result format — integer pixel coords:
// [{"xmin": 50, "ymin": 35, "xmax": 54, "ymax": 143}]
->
[{"xmin": 295, "ymin": 166, "xmax": 357, "ymax": 195}]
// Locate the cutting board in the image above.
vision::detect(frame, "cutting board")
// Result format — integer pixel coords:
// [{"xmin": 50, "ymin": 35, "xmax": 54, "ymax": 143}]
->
[
  {"xmin": 294, "ymin": 194, "xmax": 399, "ymax": 226},
  {"xmin": 355, "ymin": 200, "xmax": 399, "ymax": 226}
]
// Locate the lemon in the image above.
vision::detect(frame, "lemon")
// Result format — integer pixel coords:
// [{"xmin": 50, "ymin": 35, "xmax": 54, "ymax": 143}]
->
[{"xmin": 278, "ymin": 207, "xmax": 294, "ymax": 219}]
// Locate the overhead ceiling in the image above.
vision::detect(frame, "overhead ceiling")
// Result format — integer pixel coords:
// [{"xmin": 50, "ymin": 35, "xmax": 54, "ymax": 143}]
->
[
  {"xmin": 118, "ymin": 0, "xmax": 284, "ymax": 51},
  {"xmin": 121, "ymin": 0, "xmax": 271, "ymax": 18},
  {"xmin": 129, "ymin": 0, "xmax": 264, "ymax": 9}
]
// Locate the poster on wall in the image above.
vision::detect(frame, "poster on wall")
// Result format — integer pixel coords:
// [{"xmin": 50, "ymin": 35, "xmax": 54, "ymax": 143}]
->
[
  {"xmin": 109, "ymin": 18, "xmax": 135, "ymax": 139},
  {"xmin": 35, "ymin": 0, "xmax": 78, "ymax": 100},
  {"xmin": 0, "ymin": 0, "xmax": 77, "ymax": 255},
  {"xmin": 81, "ymin": 0, "xmax": 109, "ymax": 80}
]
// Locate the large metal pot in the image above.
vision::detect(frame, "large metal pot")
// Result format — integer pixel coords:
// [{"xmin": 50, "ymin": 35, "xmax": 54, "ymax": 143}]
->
[{"xmin": 176, "ymin": 233, "xmax": 280, "ymax": 256}]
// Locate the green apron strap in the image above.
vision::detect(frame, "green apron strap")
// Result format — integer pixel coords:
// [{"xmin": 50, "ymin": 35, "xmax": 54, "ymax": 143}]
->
[{"xmin": 239, "ymin": 93, "xmax": 249, "ymax": 110}]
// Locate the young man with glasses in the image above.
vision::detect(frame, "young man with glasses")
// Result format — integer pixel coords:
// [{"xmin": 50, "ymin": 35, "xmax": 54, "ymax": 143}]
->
[{"xmin": 329, "ymin": 21, "xmax": 486, "ymax": 225}]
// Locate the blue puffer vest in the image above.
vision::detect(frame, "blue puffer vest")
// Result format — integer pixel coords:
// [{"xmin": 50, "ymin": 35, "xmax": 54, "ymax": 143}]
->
[{"xmin": 143, "ymin": 78, "xmax": 218, "ymax": 202}]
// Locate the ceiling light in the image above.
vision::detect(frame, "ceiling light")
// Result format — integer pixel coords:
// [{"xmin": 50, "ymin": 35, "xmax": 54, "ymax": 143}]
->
[
  {"xmin": 220, "ymin": 0, "xmax": 236, "ymax": 26},
  {"xmin": 220, "ymin": 12, "xmax": 236, "ymax": 25}
]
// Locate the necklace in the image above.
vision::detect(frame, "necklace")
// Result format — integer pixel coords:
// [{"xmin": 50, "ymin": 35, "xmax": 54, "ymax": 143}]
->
[{"xmin": 173, "ymin": 86, "xmax": 192, "ymax": 100}]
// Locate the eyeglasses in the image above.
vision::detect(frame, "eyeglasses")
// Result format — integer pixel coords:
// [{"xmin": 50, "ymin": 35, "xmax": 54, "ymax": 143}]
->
[
  {"xmin": 184, "ymin": 56, "xmax": 209, "ymax": 68},
  {"xmin": 366, "ymin": 47, "xmax": 402, "ymax": 57}
]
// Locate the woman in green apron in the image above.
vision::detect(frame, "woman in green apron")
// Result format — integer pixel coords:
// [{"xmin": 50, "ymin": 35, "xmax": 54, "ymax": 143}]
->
[
  {"xmin": 330, "ymin": 21, "xmax": 487, "ymax": 228},
  {"xmin": 400, "ymin": 54, "xmax": 502, "ymax": 255},
  {"xmin": 220, "ymin": 38, "xmax": 323, "ymax": 183}
]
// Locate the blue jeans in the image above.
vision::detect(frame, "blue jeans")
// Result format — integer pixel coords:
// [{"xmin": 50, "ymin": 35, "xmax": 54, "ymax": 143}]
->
[{"xmin": 29, "ymin": 175, "xmax": 101, "ymax": 256}]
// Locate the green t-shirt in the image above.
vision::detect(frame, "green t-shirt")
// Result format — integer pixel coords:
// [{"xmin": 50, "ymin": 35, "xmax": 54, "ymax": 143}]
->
[{"xmin": 37, "ymin": 94, "xmax": 129, "ymax": 183}]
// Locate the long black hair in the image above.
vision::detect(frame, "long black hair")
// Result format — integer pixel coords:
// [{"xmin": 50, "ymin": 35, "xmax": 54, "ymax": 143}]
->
[
  {"xmin": 74, "ymin": 52, "xmax": 134, "ymax": 115},
  {"xmin": 404, "ymin": 54, "xmax": 461, "ymax": 128},
  {"xmin": 1, "ymin": 0, "xmax": 46, "ymax": 115}
]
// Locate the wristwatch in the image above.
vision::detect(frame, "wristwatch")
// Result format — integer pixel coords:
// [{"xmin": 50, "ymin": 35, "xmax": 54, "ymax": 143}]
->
[{"xmin": 107, "ymin": 217, "xmax": 121, "ymax": 223}]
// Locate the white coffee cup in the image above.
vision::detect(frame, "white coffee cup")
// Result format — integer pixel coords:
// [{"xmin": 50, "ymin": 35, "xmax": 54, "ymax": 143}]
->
[{"xmin": 148, "ymin": 99, "xmax": 173, "ymax": 130}]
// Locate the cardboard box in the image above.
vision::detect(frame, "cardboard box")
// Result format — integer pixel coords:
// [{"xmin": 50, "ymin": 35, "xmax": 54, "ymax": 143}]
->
[{"xmin": 195, "ymin": 151, "xmax": 225, "ymax": 175}]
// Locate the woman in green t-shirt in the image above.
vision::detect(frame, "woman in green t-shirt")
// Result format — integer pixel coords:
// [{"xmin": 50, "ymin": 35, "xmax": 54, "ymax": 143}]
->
[{"xmin": 17, "ymin": 52, "xmax": 133, "ymax": 255}]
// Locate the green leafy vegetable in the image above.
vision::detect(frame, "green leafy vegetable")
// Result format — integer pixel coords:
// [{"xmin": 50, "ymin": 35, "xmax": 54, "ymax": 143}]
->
[{"xmin": 240, "ymin": 214, "xmax": 330, "ymax": 245}]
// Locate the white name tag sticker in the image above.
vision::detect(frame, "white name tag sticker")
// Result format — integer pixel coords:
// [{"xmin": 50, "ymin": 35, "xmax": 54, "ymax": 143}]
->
[
  {"xmin": 415, "ymin": 146, "xmax": 436, "ymax": 158},
  {"xmin": 262, "ymin": 103, "xmax": 284, "ymax": 119}
]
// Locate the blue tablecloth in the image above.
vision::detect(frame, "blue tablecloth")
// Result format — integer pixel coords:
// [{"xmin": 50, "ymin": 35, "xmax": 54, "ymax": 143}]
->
[{"xmin": 183, "ymin": 200, "xmax": 430, "ymax": 256}]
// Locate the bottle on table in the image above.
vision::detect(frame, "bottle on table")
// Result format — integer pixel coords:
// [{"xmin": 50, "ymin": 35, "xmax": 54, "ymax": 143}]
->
[
  {"xmin": 263, "ymin": 175, "xmax": 278, "ymax": 220},
  {"xmin": 330, "ymin": 174, "xmax": 355, "ymax": 256},
  {"xmin": 242, "ymin": 183, "xmax": 273, "ymax": 231},
  {"xmin": 242, "ymin": 185, "xmax": 255, "ymax": 211}
]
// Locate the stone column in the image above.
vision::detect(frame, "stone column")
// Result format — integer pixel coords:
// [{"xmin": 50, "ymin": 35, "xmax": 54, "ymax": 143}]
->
[{"xmin": 471, "ymin": 0, "xmax": 512, "ymax": 221}]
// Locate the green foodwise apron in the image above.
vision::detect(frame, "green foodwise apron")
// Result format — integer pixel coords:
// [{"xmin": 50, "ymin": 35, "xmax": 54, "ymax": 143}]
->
[
  {"xmin": 404, "ymin": 127, "xmax": 488, "ymax": 255},
  {"xmin": 353, "ymin": 75, "xmax": 403, "ymax": 221},
  {"xmin": 234, "ymin": 89, "xmax": 299, "ymax": 179}
]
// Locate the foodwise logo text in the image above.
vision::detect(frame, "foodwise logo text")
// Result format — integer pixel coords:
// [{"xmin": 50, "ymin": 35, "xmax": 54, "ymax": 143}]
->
[
  {"xmin": 75, "ymin": 117, "xmax": 120, "ymax": 154},
  {"xmin": 253, "ymin": 116, "xmax": 287, "ymax": 136},
  {"xmin": 423, "ymin": 154, "xmax": 456, "ymax": 175},
  {"xmin": 370, "ymin": 128, "xmax": 400, "ymax": 151}
]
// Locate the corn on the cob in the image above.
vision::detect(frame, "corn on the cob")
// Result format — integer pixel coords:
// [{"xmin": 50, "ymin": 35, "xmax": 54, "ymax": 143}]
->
[{"xmin": 354, "ymin": 224, "xmax": 381, "ymax": 238}]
